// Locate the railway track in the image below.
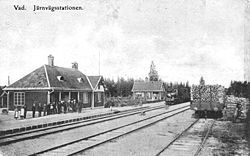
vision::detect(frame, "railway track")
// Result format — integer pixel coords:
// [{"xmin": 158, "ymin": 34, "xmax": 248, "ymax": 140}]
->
[
  {"xmin": 28, "ymin": 105, "xmax": 190, "ymax": 156},
  {"xmin": 155, "ymin": 118, "xmax": 215, "ymax": 156},
  {"xmin": 0, "ymin": 105, "xmax": 169, "ymax": 146}
]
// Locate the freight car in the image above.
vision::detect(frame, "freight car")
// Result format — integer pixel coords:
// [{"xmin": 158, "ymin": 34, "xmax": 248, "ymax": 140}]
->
[{"xmin": 190, "ymin": 84, "xmax": 226, "ymax": 118}]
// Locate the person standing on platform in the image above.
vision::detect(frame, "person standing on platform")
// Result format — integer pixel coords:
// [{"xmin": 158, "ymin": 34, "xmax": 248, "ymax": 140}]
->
[
  {"xmin": 14, "ymin": 107, "xmax": 18, "ymax": 120},
  {"xmin": 32, "ymin": 103, "xmax": 36, "ymax": 118},
  {"xmin": 50, "ymin": 103, "xmax": 54, "ymax": 115},
  {"xmin": 47, "ymin": 103, "xmax": 50, "ymax": 115},
  {"xmin": 43, "ymin": 104, "xmax": 47, "ymax": 116},
  {"xmin": 63, "ymin": 101, "xmax": 67, "ymax": 113},
  {"xmin": 58, "ymin": 101, "xmax": 61, "ymax": 114},
  {"xmin": 20, "ymin": 106, "xmax": 24, "ymax": 119},
  {"xmin": 53, "ymin": 102, "xmax": 57, "ymax": 114},
  {"xmin": 55, "ymin": 101, "xmax": 58, "ymax": 114},
  {"xmin": 38, "ymin": 103, "xmax": 42, "ymax": 117},
  {"xmin": 68, "ymin": 100, "xmax": 72, "ymax": 112},
  {"xmin": 78, "ymin": 100, "xmax": 82, "ymax": 113},
  {"xmin": 73, "ymin": 99, "xmax": 77, "ymax": 112},
  {"xmin": 24, "ymin": 104, "xmax": 27, "ymax": 119},
  {"xmin": 75, "ymin": 100, "xmax": 79, "ymax": 113},
  {"xmin": 67, "ymin": 100, "xmax": 70, "ymax": 112}
]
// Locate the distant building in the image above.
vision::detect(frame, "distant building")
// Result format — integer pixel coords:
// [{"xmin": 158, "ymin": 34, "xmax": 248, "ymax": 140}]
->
[
  {"xmin": 131, "ymin": 81, "xmax": 165, "ymax": 101},
  {"xmin": 1, "ymin": 55, "xmax": 105, "ymax": 110}
]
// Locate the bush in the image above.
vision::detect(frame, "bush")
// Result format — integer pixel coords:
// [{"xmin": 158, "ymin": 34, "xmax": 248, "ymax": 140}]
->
[{"xmin": 105, "ymin": 97, "xmax": 143, "ymax": 107}]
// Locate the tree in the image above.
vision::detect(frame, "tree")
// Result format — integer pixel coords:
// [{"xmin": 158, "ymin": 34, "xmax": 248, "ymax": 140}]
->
[
  {"xmin": 227, "ymin": 80, "xmax": 250, "ymax": 98},
  {"xmin": 148, "ymin": 61, "xmax": 159, "ymax": 81},
  {"xmin": 104, "ymin": 77, "xmax": 134, "ymax": 97},
  {"xmin": 199, "ymin": 76, "xmax": 205, "ymax": 85}
]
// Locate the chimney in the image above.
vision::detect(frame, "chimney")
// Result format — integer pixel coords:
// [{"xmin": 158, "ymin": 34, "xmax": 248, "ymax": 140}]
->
[
  {"xmin": 72, "ymin": 62, "xmax": 78, "ymax": 70},
  {"xmin": 48, "ymin": 55, "xmax": 54, "ymax": 66}
]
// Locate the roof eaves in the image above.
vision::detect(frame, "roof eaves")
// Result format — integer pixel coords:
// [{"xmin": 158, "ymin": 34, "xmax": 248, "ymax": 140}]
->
[
  {"xmin": 3, "ymin": 87, "xmax": 93, "ymax": 91},
  {"xmin": 51, "ymin": 87, "xmax": 92, "ymax": 91},
  {"xmin": 3, "ymin": 87, "xmax": 51, "ymax": 91},
  {"xmin": 132, "ymin": 89, "xmax": 164, "ymax": 92},
  {"xmin": 44, "ymin": 65, "xmax": 51, "ymax": 88}
]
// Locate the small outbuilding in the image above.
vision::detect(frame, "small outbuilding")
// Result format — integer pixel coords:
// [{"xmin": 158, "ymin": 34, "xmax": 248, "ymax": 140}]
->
[{"xmin": 131, "ymin": 81, "xmax": 165, "ymax": 101}]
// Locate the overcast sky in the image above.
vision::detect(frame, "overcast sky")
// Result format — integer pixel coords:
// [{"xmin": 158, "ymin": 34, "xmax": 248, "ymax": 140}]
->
[{"xmin": 0, "ymin": 0, "xmax": 247, "ymax": 87}]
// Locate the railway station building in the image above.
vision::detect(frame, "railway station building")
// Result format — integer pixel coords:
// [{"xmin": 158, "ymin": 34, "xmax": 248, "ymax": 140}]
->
[
  {"xmin": 1, "ymin": 55, "xmax": 105, "ymax": 111},
  {"xmin": 132, "ymin": 81, "xmax": 165, "ymax": 101}
]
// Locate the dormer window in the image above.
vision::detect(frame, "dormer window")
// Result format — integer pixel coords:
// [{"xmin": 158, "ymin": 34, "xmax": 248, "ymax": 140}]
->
[
  {"xmin": 57, "ymin": 76, "xmax": 64, "ymax": 81},
  {"xmin": 77, "ymin": 78, "xmax": 84, "ymax": 83}
]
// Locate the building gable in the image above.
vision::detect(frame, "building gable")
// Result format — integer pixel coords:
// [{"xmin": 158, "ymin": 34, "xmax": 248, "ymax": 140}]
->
[
  {"xmin": 88, "ymin": 76, "xmax": 101, "ymax": 89},
  {"xmin": 88, "ymin": 76, "xmax": 105, "ymax": 92}
]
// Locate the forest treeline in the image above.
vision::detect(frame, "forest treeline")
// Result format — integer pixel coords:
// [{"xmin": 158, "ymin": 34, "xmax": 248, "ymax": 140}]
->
[{"xmin": 227, "ymin": 81, "xmax": 250, "ymax": 99}]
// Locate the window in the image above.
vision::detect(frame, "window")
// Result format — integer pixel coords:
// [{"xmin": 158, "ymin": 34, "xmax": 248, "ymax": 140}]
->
[
  {"xmin": 77, "ymin": 78, "xmax": 84, "ymax": 83},
  {"xmin": 97, "ymin": 92, "xmax": 102, "ymax": 102},
  {"xmin": 14, "ymin": 92, "xmax": 25, "ymax": 106},
  {"xmin": 83, "ymin": 92, "xmax": 88, "ymax": 103},
  {"xmin": 57, "ymin": 76, "xmax": 64, "ymax": 81}
]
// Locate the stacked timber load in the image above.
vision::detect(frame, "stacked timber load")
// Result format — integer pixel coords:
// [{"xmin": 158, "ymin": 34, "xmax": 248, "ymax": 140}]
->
[
  {"xmin": 191, "ymin": 85, "xmax": 225, "ymax": 104},
  {"xmin": 210, "ymin": 85, "xmax": 225, "ymax": 104},
  {"xmin": 191, "ymin": 85, "xmax": 200, "ymax": 103},
  {"xmin": 200, "ymin": 85, "xmax": 210, "ymax": 103}
]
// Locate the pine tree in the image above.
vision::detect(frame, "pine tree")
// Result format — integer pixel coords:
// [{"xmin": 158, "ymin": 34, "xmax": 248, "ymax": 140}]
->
[
  {"xmin": 200, "ymin": 76, "xmax": 205, "ymax": 85},
  {"xmin": 148, "ymin": 61, "xmax": 159, "ymax": 81}
]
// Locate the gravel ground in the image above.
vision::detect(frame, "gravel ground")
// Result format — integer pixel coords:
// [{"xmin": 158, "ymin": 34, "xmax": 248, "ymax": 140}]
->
[
  {"xmin": 0, "ymin": 103, "xmax": 188, "ymax": 156},
  {"xmin": 200, "ymin": 121, "xmax": 250, "ymax": 156},
  {"xmin": 82, "ymin": 116, "xmax": 250, "ymax": 156},
  {"xmin": 81, "ymin": 110, "xmax": 195, "ymax": 156}
]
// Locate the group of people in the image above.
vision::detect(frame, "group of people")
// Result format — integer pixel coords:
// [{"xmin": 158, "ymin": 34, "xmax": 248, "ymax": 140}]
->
[
  {"xmin": 14, "ymin": 104, "xmax": 27, "ymax": 119},
  {"xmin": 14, "ymin": 99, "xmax": 83, "ymax": 119}
]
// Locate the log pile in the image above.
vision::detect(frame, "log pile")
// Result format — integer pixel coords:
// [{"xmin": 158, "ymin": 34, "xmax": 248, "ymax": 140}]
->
[{"xmin": 225, "ymin": 96, "xmax": 250, "ymax": 119}]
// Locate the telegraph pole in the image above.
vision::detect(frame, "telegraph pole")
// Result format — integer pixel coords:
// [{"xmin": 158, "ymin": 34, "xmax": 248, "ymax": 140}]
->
[
  {"xmin": 99, "ymin": 51, "xmax": 101, "ymax": 76},
  {"xmin": 8, "ymin": 76, "xmax": 10, "ymax": 86}
]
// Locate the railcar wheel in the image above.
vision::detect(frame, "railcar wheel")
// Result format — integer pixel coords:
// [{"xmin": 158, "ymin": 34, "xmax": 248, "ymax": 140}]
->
[{"xmin": 204, "ymin": 110, "xmax": 208, "ymax": 119}]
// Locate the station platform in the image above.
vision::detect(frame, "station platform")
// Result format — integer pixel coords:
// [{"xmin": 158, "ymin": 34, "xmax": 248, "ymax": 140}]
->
[{"xmin": 0, "ymin": 102, "xmax": 165, "ymax": 136}]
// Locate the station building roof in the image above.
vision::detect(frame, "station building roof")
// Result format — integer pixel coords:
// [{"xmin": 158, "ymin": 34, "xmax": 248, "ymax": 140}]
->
[
  {"xmin": 132, "ymin": 81, "xmax": 164, "ymax": 92},
  {"xmin": 4, "ymin": 65, "xmax": 99, "ymax": 91}
]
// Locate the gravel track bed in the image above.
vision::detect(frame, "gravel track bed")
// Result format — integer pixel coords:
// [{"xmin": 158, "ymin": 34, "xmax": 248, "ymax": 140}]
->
[
  {"xmin": 80, "ymin": 110, "xmax": 195, "ymax": 156},
  {"xmin": 158, "ymin": 119, "xmax": 214, "ymax": 156},
  {"xmin": 0, "ymin": 104, "xmax": 187, "ymax": 156}
]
